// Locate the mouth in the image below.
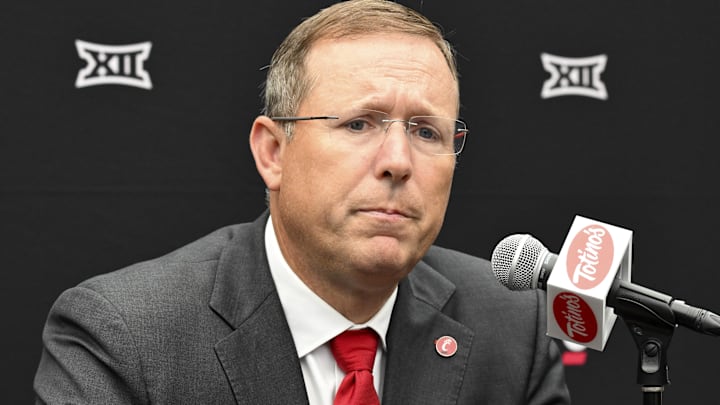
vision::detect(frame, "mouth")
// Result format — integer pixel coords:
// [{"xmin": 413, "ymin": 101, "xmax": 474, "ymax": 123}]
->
[{"xmin": 357, "ymin": 207, "xmax": 416, "ymax": 221}]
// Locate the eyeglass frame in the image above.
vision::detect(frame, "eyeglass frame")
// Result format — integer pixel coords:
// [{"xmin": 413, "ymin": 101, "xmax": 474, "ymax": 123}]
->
[{"xmin": 269, "ymin": 112, "xmax": 468, "ymax": 156}]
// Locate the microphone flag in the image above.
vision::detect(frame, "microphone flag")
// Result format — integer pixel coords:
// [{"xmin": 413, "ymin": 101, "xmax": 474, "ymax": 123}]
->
[{"xmin": 546, "ymin": 215, "xmax": 633, "ymax": 351}]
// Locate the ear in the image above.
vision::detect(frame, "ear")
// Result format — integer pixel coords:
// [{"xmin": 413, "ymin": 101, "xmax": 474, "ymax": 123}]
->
[{"xmin": 249, "ymin": 116, "xmax": 286, "ymax": 191}]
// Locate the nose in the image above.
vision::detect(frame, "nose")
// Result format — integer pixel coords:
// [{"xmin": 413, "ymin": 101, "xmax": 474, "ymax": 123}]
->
[{"xmin": 374, "ymin": 120, "xmax": 412, "ymax": 182}]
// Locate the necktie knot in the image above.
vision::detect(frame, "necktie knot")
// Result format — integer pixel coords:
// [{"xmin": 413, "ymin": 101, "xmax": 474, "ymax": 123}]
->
[
  {"xmin": 330, "ymin": 328, "xmax": 380, "ymax": 405},
  {"xmin": 330, "ymin": 328, "xmax": 378, "ymax": 372}
]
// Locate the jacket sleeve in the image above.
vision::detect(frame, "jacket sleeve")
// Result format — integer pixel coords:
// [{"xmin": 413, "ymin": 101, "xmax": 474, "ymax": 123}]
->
[
  {"xmin": 527, "ymin": 290, "xmax": 572, "ymax": 404},
  {"xmin": 33, "ymin": 286, "xmax": 149, "ymax": 405}
]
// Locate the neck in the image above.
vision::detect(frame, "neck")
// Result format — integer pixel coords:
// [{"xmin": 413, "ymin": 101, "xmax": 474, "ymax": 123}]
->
[
  {"xmin": 269, "ymin": 210, "xmax": 402, "ymax": 324},
  {"xmin": 305, "ymin": 279, "xmax": 396, "ymax": 324}
]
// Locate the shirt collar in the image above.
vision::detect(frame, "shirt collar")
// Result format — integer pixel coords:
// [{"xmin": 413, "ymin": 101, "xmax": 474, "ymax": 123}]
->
[{"xmin": 265, "ymin": 215, "xmax": 397, "ymax": 358}]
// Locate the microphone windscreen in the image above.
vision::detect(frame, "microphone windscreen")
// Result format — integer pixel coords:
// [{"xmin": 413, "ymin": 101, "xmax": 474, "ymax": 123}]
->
[{"xmin": 491, "ymin": 234, "xmax": 548, "ymax": 290}]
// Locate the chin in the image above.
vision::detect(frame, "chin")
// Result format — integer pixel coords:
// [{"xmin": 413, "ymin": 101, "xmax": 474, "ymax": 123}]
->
[
  {"xmin": 357, "ymin": 250, "xmax": 416, "ymax": 276},
  {"xmin": 342, "ymin": 236, "xmax": 422, "ymax": 271}
]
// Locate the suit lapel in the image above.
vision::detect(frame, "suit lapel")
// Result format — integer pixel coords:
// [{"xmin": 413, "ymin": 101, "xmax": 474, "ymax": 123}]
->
[
  {"xmin": 210, "ymin": 213, "xmax": 309, "ymax": 405},
  {"xmin": 382, "ymin": 261, "xmax": 473, "ymax": 405}
]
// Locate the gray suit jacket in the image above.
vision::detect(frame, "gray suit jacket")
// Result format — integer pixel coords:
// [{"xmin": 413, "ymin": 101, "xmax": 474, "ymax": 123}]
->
[{"xmin": 34, "ymin": 212, "xmax": 570, "ymax": 404}]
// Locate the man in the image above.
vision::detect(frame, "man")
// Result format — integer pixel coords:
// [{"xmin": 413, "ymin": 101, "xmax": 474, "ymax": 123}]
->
[{"xmin": 34, "ymin": 0, "xmax": 570, "ymax": 403}]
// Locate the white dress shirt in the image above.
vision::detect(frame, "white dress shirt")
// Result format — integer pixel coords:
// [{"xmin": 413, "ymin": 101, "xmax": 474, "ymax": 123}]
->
[{"xmin": 265, "ymin": 216, "xmax": 397, "ymax": 405}]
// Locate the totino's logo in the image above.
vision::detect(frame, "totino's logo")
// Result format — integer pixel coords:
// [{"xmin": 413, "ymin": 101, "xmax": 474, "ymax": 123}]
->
[
  {"xmin": 567, "ymin": 225, "xmax": 614, "ymax": 289},
  {"xmin": 553, "ymin": 292, "xmax": 597, "ymax": 343},
  {"xmin": 75, "ymin": 40, "xmax": 152, "ymax": 89},
  {"xmin": 541, "ymin": 53, "xmax": 607, "ymax": 100}
]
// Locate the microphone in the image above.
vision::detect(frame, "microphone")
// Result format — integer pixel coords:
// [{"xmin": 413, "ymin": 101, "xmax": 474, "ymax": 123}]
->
[{"xmin": 491, "ymin": 234, "xmax": 720, "ymax": 337}]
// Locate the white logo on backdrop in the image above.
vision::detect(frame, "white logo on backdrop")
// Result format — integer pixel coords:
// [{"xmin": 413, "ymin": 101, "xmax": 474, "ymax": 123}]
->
[
  {"xmin": 541, "ymin": 53, "xmax": 607, "ymax": 100},
  {"xmin": 75, "ymin": 40, "xmax": 153, "ymax": 89}
]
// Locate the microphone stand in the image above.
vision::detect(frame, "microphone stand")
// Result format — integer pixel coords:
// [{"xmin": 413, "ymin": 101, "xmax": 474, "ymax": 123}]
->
[{"xmin": 608, "ymin": 279, "xmax": 676, "ymax": 405}]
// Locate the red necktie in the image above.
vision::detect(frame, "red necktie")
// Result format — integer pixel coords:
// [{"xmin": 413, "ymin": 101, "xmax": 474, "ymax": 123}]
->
[{"xmin": 330, "ymin": 328, "xmax": 381, "ymax": 405}]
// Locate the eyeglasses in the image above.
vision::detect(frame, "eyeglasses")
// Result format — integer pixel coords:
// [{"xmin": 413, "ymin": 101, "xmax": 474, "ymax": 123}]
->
[{"xmin": 270, "ymin": 109, "xmax": 468, "ymax": 156}]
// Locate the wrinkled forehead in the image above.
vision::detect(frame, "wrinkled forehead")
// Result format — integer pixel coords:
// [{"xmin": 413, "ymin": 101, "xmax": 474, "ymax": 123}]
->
[{"xmin": 302, "ymin": 33, "xmax": 460, "ymax": 117}]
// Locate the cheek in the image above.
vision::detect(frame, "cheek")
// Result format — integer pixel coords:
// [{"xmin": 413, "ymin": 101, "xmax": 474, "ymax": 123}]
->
[
  {"xmin": 282, "ymin": 151, "xmax": 355, "ymax": 210},
  {"xmin": 420, "ymin": 164, "xmax": 455, "ymax": 203}
]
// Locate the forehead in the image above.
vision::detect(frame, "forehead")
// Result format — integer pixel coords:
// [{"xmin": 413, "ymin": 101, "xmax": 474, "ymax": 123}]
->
[{"xmin": 301, "ymin": 33, "xmax": 459, "ymax": 116}]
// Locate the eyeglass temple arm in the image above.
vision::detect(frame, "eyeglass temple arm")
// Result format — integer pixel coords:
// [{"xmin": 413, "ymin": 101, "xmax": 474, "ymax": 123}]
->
[{"xmin": 269, "ymin": 116, "xmax": 340, "ymax": 122}]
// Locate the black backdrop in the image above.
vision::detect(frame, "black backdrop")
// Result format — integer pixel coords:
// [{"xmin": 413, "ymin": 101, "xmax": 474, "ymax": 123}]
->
[{"xmin": 2, "ymin": 0, "xmax": 720, "ymax": 403}]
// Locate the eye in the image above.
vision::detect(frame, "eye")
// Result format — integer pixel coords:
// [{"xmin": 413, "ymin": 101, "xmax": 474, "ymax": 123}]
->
[
  {"xmin": 346, "ymin": 119, "xmax": 371, "ymax": 132},
  {"xmin": 412, "ymin": 124, "xmax": 442, "ymax": 142},
  {"xmin": 343, "ymin": 111, "xmax": 384, "ymax": 134}
]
